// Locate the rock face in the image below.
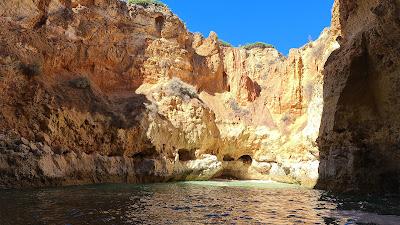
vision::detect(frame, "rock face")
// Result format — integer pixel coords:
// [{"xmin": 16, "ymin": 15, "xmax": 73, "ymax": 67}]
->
[
  {"xmin": 0, "ymin": 0, "xmax": 398, "ymax": 192},
  {"xmin": 317, "ymin": 0, "xmax": 400, "ymax": 193},
  {"xmin": 0, "ymin": 0, "xmax": 228, "ymax": 187}
]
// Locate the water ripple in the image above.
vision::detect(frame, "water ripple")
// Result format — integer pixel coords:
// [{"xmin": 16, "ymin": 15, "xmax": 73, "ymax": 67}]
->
[{"xmin": 0, "ymin": 181, "xmax": 399, "ymax": 225}]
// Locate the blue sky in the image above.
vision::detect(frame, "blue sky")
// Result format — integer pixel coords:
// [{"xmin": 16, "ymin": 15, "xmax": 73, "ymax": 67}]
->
[{"xmin": 161, "ymin": 0, "xmax": 334, "ymax": 54}]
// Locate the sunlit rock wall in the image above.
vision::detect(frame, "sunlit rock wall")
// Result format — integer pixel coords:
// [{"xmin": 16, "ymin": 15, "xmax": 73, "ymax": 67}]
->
[{"xmin": 3, "ymin": 0, "xmax": 390, "ymax": 191}]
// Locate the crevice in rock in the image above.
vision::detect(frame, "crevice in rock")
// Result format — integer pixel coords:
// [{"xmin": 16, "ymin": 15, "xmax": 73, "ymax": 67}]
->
[
  {"xmin": 155, "ymin": 16, "xmax": 165, "ymax": 36},
  {"xmin": 34, "ymin": 15, "xmax": 48, "ymax": 29}
]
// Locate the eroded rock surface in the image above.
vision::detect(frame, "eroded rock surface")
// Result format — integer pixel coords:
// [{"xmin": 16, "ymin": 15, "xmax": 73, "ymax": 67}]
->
[
  {"xmin": 317, "ymin": 0, "xmax": 400, "ymax": 193},
  {"xmin": 0, "ymin": 0, "xmax": 398, "ymax": 192}
]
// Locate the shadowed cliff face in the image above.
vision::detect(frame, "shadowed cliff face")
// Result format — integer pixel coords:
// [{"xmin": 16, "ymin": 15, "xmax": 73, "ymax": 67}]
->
[
  {"xmin": 0, "ymin": 0, "xmax": 398, "ymax": 192},
  {"xmin": 318, "ymin": 0, "xmax": 400, "ymax": 193}
]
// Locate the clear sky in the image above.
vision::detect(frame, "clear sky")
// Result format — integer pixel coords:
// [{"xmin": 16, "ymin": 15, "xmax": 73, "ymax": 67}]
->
[{"xmin": 161, "ymin": 0, "xmax": 335, "ymax": 54}]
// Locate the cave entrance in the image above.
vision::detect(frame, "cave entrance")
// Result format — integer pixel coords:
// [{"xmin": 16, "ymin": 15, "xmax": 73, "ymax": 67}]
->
[
  {"xmin": 155, "ymin": 16, "xmax": 165, "ymax": 36},
  {"xmin": 223, "ymin": 155, "xmax": 234, "ymax": 161},
  {"xmin": 215, "ymin": 155, "xmax": 253, "ymax": 180},
  {"xmin": 238, "ymin": 155, "xmax": 252, "ymax": 165},
  {"xmin": 178, "ymin": 149, "xmax": 196, "ymax": 161},
  {"xmin": 223, "ymin": 72, "xmax": 230, "ymax": 91}
]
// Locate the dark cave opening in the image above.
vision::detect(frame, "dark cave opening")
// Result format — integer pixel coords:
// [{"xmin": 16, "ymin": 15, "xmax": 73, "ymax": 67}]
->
[
  {"xmin": 238, "ymin": 155, "xmax": 252, "ymax": 165},
  {"xmin": 155, "ymin": 16, "xmax": 165, "ymax": 36},
  {"xmin": 223, "ymin": 155, "xmax": 235, "ymax": 161},
  {"xmin": 178, "ymin": 149, "xmax": 196, "ymax": 161}
]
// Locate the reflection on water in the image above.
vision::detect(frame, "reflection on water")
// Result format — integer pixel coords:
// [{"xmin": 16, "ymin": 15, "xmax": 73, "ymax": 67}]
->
[{"xmin": 0, "ymin": 180, "xmax": 399, "ymax": 225}]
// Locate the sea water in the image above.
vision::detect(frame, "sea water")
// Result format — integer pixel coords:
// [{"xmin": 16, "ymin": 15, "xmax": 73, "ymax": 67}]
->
[{"xmin": 0, "ymin": 180, "xmax": 399, "ymax": 224}]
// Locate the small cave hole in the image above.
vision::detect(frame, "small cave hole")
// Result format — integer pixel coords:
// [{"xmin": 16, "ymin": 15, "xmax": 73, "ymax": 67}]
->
[
  {"xmin": 34, "ymin": 15, "xmax": 48, "ymax": 29},
  {"xmin": 155, "ymin": 16, "xmax": 165, "ymax": 36},
  {"xmin": 178, "ymin": 149, "xmax": 196, "ymax": 161},
  {"xmin": 223, "ymin": 155, "xmax": 235, "ymax": 162},
  {"xmin": 69, "ymin": 77, "xmax": 91, "ymax": 89},
  {"xmin": 20, "ymin": 63, "xmax": 42, "ymax": 78},
  {"xmin": 223, "ymin": 72, "xmax": 230, "ymax": 91},
  {"xmin": 132, "ymin": 147, "xmax": 157, "ymax": 159},
  {"xmin": 238, "ymin": 155, "xmax": 252, "ymax": 165}
]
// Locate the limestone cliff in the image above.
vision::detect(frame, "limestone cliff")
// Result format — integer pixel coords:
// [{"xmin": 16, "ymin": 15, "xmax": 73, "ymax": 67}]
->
[
  {"xmin": 0, "ymin": 0, "xmax": 398, "ymax": 192},
  {"xmin": 0, "ymin": 0, "xmax": 228, "ymax": 187},
  {"xmin": 317, "ymin": 0, "xmax": 400, "ymax": 193}
]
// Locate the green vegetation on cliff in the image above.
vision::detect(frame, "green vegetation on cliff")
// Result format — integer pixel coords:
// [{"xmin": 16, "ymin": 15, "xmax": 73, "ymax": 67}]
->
[
  {"xmin": 241, "ymin": 42, "xmax": 274, "ymax": 50},
  {"xmin": 127, "ymin": 0, "xmax": 165, "ymax": 7},
  {"xmin": 219, "ymin": 40, "xmax": 233, "ymax": 47}
]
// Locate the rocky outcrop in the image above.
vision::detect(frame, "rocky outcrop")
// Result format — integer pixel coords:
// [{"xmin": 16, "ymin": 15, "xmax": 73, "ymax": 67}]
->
[
  {"xmin": 0, "ymin": 77, "xmax": 224, "ymax": 188},
  {"xmin": 0, "ymin": 131, "xmax": 168, "ymax": 188},
  {"xmin": 317, "ymin": 0, "xmax": 400, "ymax": 193},
  {"xmin": 196, "ymin": 27, "xmax": 339, "ymax": 187}
]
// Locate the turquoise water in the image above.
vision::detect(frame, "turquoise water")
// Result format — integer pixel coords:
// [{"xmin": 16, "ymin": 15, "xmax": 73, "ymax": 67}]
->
[{"xmin": 0, "ymin": 180, "xmax": 399, "ymax": 224}]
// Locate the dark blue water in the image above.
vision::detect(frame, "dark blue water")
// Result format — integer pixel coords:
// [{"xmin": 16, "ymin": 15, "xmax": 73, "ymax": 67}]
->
[{"xmin": 0, "ymin": 180, "xmax": 399, "ymax": 225}]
